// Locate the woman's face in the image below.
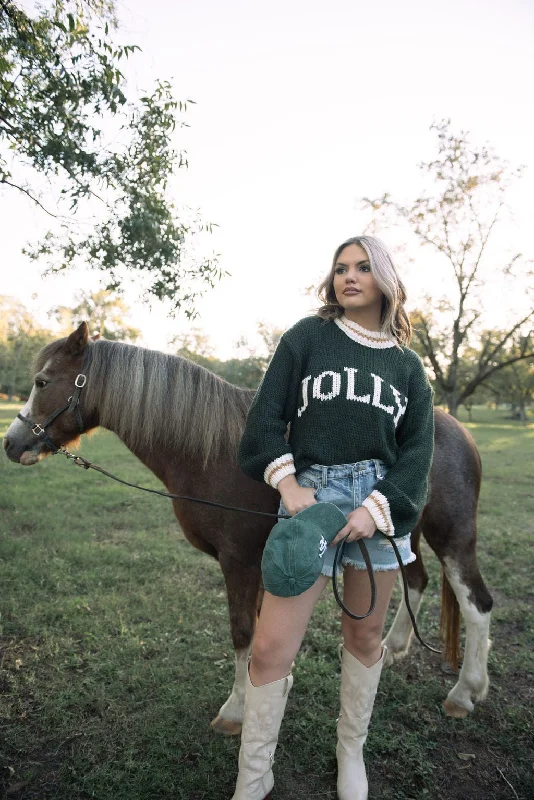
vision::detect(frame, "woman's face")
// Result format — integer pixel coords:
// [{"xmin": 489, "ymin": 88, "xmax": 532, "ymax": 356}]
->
[{"xmin": 332, "ymin": 244, "xmax": 383, "ymax": 318}]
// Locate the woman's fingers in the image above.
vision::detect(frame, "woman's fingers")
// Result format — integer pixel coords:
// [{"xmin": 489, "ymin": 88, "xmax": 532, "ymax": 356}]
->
[
  {"xmin": 330, "ymin": 522, "xmax": 355, "ymax": 546},
  {"xmin": 329, "ymin": 507, "xmax": 377, "ymax": 544},
  {"xmin": 281, "ymin": 486, "xmax": 317, "ymax": 517},
  {"xmin": 330, "ymin": 521, "xmax": 374, "ymax": 546},
  {"xmin": 286, "ymin": 498, "xmax": 317, "ymax": 516}
]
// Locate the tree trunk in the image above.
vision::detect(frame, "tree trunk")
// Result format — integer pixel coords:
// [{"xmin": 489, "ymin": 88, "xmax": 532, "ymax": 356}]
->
[
  {"xmin": 447, "ymin": 394, "xmax": 460, "ymax": 418},
  {"xmin": 519, "ymin": 399, "xmax": 527, "ymax": 426}
]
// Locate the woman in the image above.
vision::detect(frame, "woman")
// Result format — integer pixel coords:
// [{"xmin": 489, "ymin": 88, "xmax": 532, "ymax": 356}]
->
[{"xmin": 233, "ymin": 235, "xmax": 434, "ymax": 800}]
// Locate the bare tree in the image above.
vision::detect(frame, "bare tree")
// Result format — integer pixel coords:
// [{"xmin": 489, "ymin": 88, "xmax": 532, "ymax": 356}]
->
[{"xmin": 363, "ymin": 120, "xmax": 534, "ymax": 416}]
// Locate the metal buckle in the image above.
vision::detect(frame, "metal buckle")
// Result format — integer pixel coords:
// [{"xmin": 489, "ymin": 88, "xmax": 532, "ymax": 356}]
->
[
  {"xmin": 31, "ymin": 424, "xmax": 45, "ymax": 436},
  {"xmin": 75, "ymin": 374, "xmax": 87, "ymax": 388}
]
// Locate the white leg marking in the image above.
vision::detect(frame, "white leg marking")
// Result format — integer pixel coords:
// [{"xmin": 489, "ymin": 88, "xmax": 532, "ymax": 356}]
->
[
  {"xmin": 443, "ymin": 558, "xmax": 491, "ymax": 713},
  {"xmin": 383, "ymin": 581, "xmax": 423, "ymax": 666},
  {"xmin": 217, "ymin": 646, "xmax": 250, "ymax": 723}
]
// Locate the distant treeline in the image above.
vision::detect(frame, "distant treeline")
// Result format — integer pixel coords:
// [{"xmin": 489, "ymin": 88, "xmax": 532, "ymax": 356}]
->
[{"xmin": 1, "ymin": 293, "xmax": 532, "ymax": 423}]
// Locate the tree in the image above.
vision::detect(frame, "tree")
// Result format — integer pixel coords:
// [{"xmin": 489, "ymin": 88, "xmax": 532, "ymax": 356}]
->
[
  {"xmin": 52, "ymin": 289, "xmax": 141, "ymax": 341},
  {"xmin": 364, "ymin": 120, "xmax": 534, "ymax": 417},
  {"xmin": 171, "ymin": 324, "xmax": 275, "ymax": 389},
  {"xmin": 172, "ymin": 328, "xmax": 216, "ymax": 361},
  {"xmin": 256, "ymin": 321, "xmax": 283, "ymax": 358},
  {"xmin": 481, "ymin": 334, "xmax": 534, "ymax": 424},
  {"xmin": 0, "ymin": 296, "xmax": 53, "ymax": 399},
  {"xmin": 0, "ymin": 0, "xmax": 221, "ymax": 314}
]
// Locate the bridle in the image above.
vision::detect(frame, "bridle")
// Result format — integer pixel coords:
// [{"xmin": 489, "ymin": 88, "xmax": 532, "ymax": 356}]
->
[
  {"xmin": 16, "ymin": 349, "xmax": 92, "ymax": 454},
  {"xmin": 14, "ymin": 348, "xmax": 439, "ymax": 653}
]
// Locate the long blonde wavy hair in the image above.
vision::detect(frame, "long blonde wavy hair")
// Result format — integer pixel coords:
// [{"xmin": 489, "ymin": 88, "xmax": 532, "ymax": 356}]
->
[{"xmin": 316, "ymin": 235, "xmax": 412, "ymax": 346}]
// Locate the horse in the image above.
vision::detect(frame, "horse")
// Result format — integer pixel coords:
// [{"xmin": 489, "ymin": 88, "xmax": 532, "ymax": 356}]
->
[{"xmin": 3, "ymin": 322, "xmax": 493, "ymax": 731}]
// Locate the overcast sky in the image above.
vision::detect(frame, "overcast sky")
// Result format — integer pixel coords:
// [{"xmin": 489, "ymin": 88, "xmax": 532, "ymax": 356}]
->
[{"xmin": 3, "ymin": 0, "xmax": 534, "ymax": 356}]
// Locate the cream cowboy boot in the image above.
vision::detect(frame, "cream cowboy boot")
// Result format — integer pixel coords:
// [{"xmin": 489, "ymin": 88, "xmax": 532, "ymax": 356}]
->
[
  {"xmin": 336, "ymin": 646, "xmax": 386, "ymax": 800},
  {"xmin": 231, "ymin": 667, "xmax": 293, "ymax": 800}
]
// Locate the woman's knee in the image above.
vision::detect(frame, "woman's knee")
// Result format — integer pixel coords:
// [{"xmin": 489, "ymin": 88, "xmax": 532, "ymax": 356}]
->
[
  {"xmin": 342, "ymin": 620, "xmax": 384, "ymax": 657},
  {"xmin": 251, "ymin": 633, "xmax": 293, "ymax": 673}
]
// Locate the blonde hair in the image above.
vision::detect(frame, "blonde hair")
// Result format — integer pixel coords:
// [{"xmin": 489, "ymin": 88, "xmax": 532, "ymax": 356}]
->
[{"xmin": 316, "ymin": 235, "xmax": 412, "ymax": 346}]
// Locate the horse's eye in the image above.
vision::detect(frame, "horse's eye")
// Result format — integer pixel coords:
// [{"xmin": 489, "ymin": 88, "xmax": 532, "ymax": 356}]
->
[{"xmin": 35, "ymin": 379, "xmax": 47, "ymax": 389}]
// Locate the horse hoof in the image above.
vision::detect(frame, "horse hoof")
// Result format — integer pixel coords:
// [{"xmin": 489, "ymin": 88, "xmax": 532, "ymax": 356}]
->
[
  {"xmin": 443, "ymin": 698, "xmax": 470, "ymax": 718},
  {"xmin": 210, "ymin": 715, "xmax": 242, "ymax": 736}
]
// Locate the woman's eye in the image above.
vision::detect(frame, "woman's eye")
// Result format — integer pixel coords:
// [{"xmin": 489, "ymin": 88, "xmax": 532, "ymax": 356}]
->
[
  {"xmin": 360, "ymin": 265, "xmax": 371, "ymax": 272},
  {"xmin": 35, "ymin": 379, "xmax": 47, "ymax": 389},
  {"xmin": 335, "ymin": 267, "xmax": 346, "ymax": 274}
]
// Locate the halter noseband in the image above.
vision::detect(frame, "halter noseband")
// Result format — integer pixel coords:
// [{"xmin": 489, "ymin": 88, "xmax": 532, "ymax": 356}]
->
[{"xmin": 17, "ymin": 349, "xmax": 92, "ymax": 454}]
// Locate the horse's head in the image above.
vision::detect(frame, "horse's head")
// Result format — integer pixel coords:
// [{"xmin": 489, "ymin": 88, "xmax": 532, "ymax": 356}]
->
[{"xmin": 3, "ymin": 322, "xmax": 98, "ymax": 465}]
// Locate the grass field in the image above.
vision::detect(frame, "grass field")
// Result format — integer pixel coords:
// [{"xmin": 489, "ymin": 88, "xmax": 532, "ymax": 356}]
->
[{"xmin": 1, "ymin": 402, "xmax": 533, "ymax": 800}]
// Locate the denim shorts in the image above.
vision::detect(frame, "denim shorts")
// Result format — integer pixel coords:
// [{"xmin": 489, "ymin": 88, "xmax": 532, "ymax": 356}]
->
[{"xmin": 277, "ymin": 460, "xmax": 416, "ymax": 575}]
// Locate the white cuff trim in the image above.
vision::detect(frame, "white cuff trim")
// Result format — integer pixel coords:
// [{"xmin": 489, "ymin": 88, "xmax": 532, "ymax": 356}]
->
[
  {"xmin": 264, "ymin": 455, "xmax": 296, "ymax": 489},
  {"xmin": 362, "ymin": 490, "xmax": 395, "ymax": 537}
]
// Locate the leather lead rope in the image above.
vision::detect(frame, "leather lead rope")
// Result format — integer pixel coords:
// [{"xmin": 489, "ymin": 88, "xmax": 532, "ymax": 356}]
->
[{"xmin": 58, "ymin": 448, "xmax": 440, "ymax": 654}]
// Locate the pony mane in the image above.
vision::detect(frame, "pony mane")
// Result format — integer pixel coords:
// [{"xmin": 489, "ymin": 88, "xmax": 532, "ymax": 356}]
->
[{"xmin": 41, "ymin": 339, "xmax": 255, "ymax": 465}]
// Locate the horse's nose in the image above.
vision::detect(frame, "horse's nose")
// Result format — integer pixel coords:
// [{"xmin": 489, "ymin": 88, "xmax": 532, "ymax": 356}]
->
[{"xmin": 3, "ymin": 435, "xmax": 10, "ymax": 451}]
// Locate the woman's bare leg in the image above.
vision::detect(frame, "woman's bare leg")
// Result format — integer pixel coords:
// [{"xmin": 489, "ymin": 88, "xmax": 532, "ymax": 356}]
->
[
  {"xmin": 341, "ymin": 567, "xmax": 399, "ymax": 664},
  {"xmin": 250, "ymin": 574, "xmax": 329, "ymax": 685}
]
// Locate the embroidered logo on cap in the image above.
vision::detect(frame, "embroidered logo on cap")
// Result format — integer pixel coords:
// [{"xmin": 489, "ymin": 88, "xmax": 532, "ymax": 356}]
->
[{"xmin": 318, "ymin": 536, "xmax": 328, "ymax": 558}]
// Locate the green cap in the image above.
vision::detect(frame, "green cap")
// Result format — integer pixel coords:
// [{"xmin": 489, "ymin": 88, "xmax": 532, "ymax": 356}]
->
[{"xmin": 262, "ymin": 502, "xmax": 348, "ymax": 597}]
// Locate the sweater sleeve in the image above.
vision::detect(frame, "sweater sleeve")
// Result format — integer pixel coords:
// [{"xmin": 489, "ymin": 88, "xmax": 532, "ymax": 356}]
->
[
  {"xmin": 362, "ymin": 365, "xmax": 434, "ymax": 538},
  {"xmin": 238, "ymin": 337, "xmax": 302, "ymax": 488}
]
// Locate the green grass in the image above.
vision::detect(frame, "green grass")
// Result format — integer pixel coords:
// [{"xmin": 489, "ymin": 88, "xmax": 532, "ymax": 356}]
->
[{"xmin": 1, "ymin": 402, "xmax": 533, "ymax": 799}]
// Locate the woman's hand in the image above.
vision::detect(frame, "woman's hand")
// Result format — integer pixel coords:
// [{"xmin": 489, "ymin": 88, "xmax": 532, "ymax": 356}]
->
[
  {"xmin": 330, "ymin": 506, "xmax": 376, "ymax": 546},
  {"xmin": 278, "ymin": 475, "xmax": 317, "ymax": 517}
]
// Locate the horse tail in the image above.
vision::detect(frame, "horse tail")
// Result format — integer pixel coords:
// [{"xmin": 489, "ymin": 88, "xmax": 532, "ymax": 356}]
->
[{"xmin": 439, "ymin": 568, "xmax": 461, "ymax": 670}]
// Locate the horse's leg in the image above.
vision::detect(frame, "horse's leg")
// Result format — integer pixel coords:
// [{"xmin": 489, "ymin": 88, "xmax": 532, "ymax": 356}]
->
[
  {"xmin": 382, "ymin": 524, "xmax": 428, "ymax": 666},
  {"xmin": 210, "ymin": 557, "xmax": 263, "ymax": 736},
  {"xmin": 424, "ymin": 524, "xmax": 493, "ymax": 718},
  {"xmin": 440, "ymin": 550, "xmax": 492, "ymax": 717}
]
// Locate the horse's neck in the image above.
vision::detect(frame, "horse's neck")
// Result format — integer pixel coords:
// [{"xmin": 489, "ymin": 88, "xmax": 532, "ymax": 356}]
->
[
  {"xmin": 93, "ymin": 416, "xmax": 221, "ymax": 493},
  {"xmin": 94, "ymin": 419, "xmax": 176, "ymax": 488},
  {"xmin": 128, "ymin": 444, "xmax": 174, "ymax": 487}
]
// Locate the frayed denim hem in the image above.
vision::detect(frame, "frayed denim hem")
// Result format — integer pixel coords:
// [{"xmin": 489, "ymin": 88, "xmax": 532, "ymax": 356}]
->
[{"xmin": 320, "ymin": 551, "xmax": 417, "ymax": 577}]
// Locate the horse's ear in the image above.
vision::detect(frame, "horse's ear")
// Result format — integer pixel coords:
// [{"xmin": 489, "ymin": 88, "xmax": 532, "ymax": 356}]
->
[{"xmin": 66, "ymin": 322, "xmax": 90, "ymax": 355}]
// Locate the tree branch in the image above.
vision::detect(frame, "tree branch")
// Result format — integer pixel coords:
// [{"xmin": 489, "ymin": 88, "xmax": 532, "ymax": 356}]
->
[
  {"xmin": 479, "ymin": 310, "xmax": 534, "ymax": 371},
  {"xmin": 460, "ymin": 310, "xmax": 482, "ymax": 340},
  {"xmin": 413, "ymin": 318, "xmax": 446, "ymax": 387},
  {"xmin": 462, "ymin": 201, "xmax": 503, "ymax": 300},
  {"xmin": 1, "ymin": 178, "xmax": 59, "ymax": 218},
  {"xmin": 459, "ymin": 352, "xmax": 534, "ymax": 404}
]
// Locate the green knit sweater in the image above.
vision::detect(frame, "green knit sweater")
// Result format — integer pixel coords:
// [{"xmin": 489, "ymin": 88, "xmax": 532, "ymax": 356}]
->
[{"xmin": 238, "ymin": 315, "xmax": 434, "ymax": 539}]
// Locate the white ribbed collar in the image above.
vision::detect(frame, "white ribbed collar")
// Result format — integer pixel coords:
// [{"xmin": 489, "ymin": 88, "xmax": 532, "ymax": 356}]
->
[{"xmin": 334, "ymin": 316, "xmax": 396, "ymax": 349}]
